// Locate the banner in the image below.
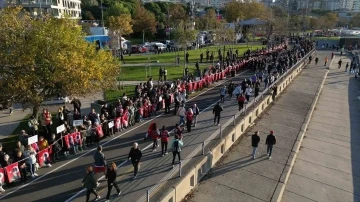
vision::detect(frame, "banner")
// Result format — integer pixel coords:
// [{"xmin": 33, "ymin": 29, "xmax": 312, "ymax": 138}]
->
[
  {"xmin": 73, "ymin": 120, "xmax": 83, "ymax": 127},
  {"xmin": 0, "ymin": 168, "xmax": 5, "ymax": 185},
  {"xmin": 63, "ymin": 134, "xmax": 70, "ymax": 149},
  {"xmin": 37, "ymin": 148, "xmax": 50, "ymax": 167},
  {"xmin": 72, "ymin": 132, "xmax": 82, "ymax": 145},
  {"xmin": 27, "ymin": 135, "xmax": 38, "ymax": 145},
  {"xmin": 108, "ymin": 121, "xmax": 114, "ymax": 129},
  {"xmin": 96, "ymin": 126, "xmax": 104, "ymax": 138},
  {"xmin": 57, "ymin": 124, "xmax": 65, "ymax": 134},
  {"xmin": 5, "ymin": 162, "xmax": 21, "ymax": 183}
]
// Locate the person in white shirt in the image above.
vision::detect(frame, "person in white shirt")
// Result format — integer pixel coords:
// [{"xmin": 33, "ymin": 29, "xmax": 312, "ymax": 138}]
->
[
  {"xmin": 245, "ymin": 85, "xmax": 252, "ymax": 102},
  {"xmin": 220, "ymin": 86, "xmax": 227, "ymax": 102}
]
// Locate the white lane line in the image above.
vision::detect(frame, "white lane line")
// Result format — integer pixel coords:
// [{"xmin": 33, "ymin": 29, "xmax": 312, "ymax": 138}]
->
[{"xmin": 1, "ymin": 69, "xmax": 246, "ymax": 200}]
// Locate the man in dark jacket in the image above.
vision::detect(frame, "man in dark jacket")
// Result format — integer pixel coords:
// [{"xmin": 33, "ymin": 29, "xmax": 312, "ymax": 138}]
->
[
  {"xmin": 82, "ymin": 166, "xmax": 100, "ymax": 202},
  {"xmin": 266, "ymin": 130, "xmax": 277, "ymax": 159},
  {"xmin": 128, "ymin": 142, "xmax": 142, "ymax": 179},
  {"xmin": 94, "ymin": 146, "xmax": 106, "ymax": 177},
  {"xmin": 271, "ymin": 84, "xmax": 278, "ymax": 102},
  {"xmin": 251, "ymin": 131, "xmax": 260, "ymax": 159},
  {"xmin": 212, "ymin": 102, "xmax": 223, "ymax": 126}
]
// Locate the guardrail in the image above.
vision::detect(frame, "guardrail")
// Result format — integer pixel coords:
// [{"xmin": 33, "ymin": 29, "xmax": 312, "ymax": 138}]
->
[{"xmin": 136, "ymin": 48, "xmax": 316, "ymax": 202}]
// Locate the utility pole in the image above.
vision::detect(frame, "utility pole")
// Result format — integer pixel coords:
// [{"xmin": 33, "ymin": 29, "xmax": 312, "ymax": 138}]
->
[{"xmin": 101, "ymin": 0, "xmax": 104, "ymax": 27}]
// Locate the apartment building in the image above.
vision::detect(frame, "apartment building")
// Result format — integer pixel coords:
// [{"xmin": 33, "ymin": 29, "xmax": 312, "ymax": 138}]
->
[{"xmin": 2, "ymin": 0, "xmax": 81, "ymax": 19}]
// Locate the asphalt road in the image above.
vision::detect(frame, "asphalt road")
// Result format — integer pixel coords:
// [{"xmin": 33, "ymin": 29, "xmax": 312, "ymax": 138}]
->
[{"xmin": 1, "ymin": 66, "xmax": 265, "ymax": 202}]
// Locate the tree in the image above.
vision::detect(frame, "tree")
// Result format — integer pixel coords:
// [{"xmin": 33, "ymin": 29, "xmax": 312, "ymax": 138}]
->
[
  {"xmin": 108, "ymin": 14, "xmax": 133, "ymax": 36},
  {"xmin": 105, "ymin": 2, "xmax": 130, "ymax": 19},
  {"xmin": 204, "ymin": 9, "xmax": 218, "ymax": 30},
  {"xmin": 168, "ymin": 3, "xmax": 187, "ymax": 27},
  {"xmin": 320, "ymin": 12, "xmax": 338, "ymax": 30},
  {"xmin": 133, "ymin": 3, "xmax": 157, "ymax": 35},
  {"xmin": 350, "ymin": 13, "xmax": 360, "ymax": 28},
  {"xmin": 309, "ymin": 17, "xmax": 321, "ymax": 29},
  {"xmin": 0, "ymin": 7, "xmax": 120, "ymax": 117},
  {"xmin": 224, "ymin": 1, "xmax": 244, "ymax": 22}
]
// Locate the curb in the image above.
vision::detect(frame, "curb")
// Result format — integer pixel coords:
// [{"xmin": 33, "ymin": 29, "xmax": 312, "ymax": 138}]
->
[{"xmin": 271, "ymin": 56, "xmax": 333, "ymax": 202}]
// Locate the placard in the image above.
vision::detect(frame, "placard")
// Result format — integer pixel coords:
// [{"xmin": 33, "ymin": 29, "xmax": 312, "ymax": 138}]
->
[
  {"xmin": 27, "ymin": 135, "xmax": 38, "ymax": 145},
  {"xmin": 56, "ymin": 124, "xmax": 65, "ymax": 134},
  {"xmin": 73, "ymin": 120, "xmax": 83, "ymax": 127},
  {"xmin": 108, "ymin": 121, "xmax": 114, "ymax": 128}
]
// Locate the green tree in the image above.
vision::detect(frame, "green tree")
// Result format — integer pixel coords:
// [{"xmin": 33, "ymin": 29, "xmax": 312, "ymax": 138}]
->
[
  {"xmin": 169, "ymin": 3, "xmax": 187, "ymax": 27},
  {"xmin": 320, "ymin": 12, "xmax": 338, "ymax": 29},
  {"xmin": 133, "ymin": 3, "xmax": 157, "ymax": 39},
  {"xmin": 0, "ymin": 7, "xmax": 120, "ymax": 117},
  {"xmin": 105, "ymin": 2, "xmax": 130, "ymax": 19}
]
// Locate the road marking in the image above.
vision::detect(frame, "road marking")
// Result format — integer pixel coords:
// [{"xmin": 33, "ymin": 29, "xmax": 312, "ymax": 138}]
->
[
  {"xmin": 65, "ymin": 69, "xmax": 250, "ymax": 201},
  {"xmin": 1, "ymin": 69, "xmax": 247, "ymax": 200}
]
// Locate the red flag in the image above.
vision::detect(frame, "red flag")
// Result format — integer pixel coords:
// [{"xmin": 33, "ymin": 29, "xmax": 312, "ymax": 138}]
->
[
  {"xmin": 96, "ymin": 126, "xmax": 104, "ymax": 138},
  {"xmin": 37, "ymin": 148, "xmax": 50, "ymax": 167},
  {"xmin": 72, "ymin": 132, "xmax": 82, "ymax": 145},
  {"xmin": 5, "ymin": 162, "xmax": 21, "ymax": 183},
  {"xmin": 63, "ymin": 134, "xmax": 70, "ymax": 149},
  {"xmin": 0, "ymin": 168, "xmax": 5, "ymax": 185}
]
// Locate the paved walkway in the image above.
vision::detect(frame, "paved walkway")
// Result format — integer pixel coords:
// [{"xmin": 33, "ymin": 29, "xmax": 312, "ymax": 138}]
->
[
  {"xmin": 187, "ymin": 52, "xmax": 329, "ymax": 202},
  {"xmin": 281, "ymin": 56, "xmax": 360, "ymax": 202}
]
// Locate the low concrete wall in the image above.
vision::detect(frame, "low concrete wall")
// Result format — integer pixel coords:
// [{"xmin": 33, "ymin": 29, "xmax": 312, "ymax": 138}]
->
[{"xmin": 157, "ymin": 51, "xmax": 315, "ymax": 202}]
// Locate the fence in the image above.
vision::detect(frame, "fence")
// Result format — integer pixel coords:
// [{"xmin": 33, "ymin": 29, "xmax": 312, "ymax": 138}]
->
[{"xmin": 137, "ymin": 48, "xmax": 316, "ymax": 202}]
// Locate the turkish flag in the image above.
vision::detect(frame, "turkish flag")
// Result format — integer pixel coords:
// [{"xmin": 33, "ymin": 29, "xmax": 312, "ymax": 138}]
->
[
  {"xmin": 72, "ymin": 132, "xmax": 82, "ymax": 145},
  {"xmin": 96, "ymin": 126, "xmax": 104, "ymax": 138},
  {"xmin": 0, "ymin": 168, "xmax": 5, "ymax": 185},
  {"xmin": 63, "ymin": 134, "xmax": 70, "ymax": 149},
  {"xmin": 5, "ymin": 162, "xmax": 21, "ymax": 183},
  {"xmin": 37, "ymin": 148, "xmax": 50, "ymax": 167}
]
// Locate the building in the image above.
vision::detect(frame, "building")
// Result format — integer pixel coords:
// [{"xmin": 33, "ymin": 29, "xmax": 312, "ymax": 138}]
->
[{"xmin": 1, "ymin": 0, "xmax": 81, "ymax": 19}]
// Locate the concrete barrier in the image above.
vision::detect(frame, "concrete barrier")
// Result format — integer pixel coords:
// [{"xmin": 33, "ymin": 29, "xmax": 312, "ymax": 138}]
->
[{"xmin": 156, "ymin": 51, "xmax": 315, "ymax": 202}]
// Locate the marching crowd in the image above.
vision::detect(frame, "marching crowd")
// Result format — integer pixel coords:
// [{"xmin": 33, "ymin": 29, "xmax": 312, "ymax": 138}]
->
[{"xmin": 0, "ymin": 36, "xmax": 315, "ymax": 201}]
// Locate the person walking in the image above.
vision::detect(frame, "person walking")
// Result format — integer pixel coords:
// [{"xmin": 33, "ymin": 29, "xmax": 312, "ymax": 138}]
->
[
  {"xmin": 94, "ymin": 146, "xmax": 107, "ymax": 178},
  {"xmin": 315, "ymin": 57, "xmax": 319, "ymax": 65},
  {"xmin": 265, "ymin": 131, "xmax": 277, "ymax": 159},
  {"xmin": 128, "ymin": 142, "xmax": 142, "ymax": 179},
  {"xmin": 220, "ymin": 86, "xmax": 227, "ymax": 102},
  {"xmin": 251, "ymin": 131, "xmax": 260, "ymax": 159},
  {"xmin": 160, "ymin": 126, "xmax": 170, "ymax": 156},
  {"xmin": 271, "ymin": 84, "xmax": 278, "ymax": 102},
  {"xmin": 171, "ymin": 135, "xmax": 184, "ymax": 168},
  {"xmin": 324, "ymin": 56, "xmax": 328, "ymax": 66},
  {"xmin": 237, "ymin": 93, "xmax": 246, "ymax": 111},
  {"xmin": 185, "ymin": 108, "xmax": 194, "ymax": 132},
  {"xmin": 245, "ymin": 84, "xmax": 252, "ymax": 102},
  {"xmin": 105, "ymin": 162, "xmax": 121, "ymax": 202},
  {"xmin": 177, "ymin": 104, "xmax": 186, "ymax": 126},
  {"xmin": 148, "ymin": 123, "xmax": 160, "ymax": 152},
  {"xmin": 338, "ymin": 59, "xmax": 342, "ymax": 69},
  {"xmin": 82, "ymin": 165, "xmax": 101, "ymax": 202},
  {"xmin": 345, "ymin": 62, "xmax": 349, "ymax": 72},
  {"xmin": 212, "ymin": 102, "xmax": 223, "ymax": 126},
  {"xmin": 192, "ymin": 104, "xmax": 200, "ymax": 127}
]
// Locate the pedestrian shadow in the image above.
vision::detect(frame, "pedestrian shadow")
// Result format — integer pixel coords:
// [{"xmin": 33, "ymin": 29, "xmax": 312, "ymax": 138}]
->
[{"xmin": 201, "ymin": 155, "xmax": 268, "ymax": 181}]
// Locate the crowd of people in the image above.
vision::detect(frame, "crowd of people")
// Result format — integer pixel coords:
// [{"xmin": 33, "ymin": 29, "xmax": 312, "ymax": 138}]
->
[{"xmin": 0, "ymin": 36, "xmax": 315, "ymax": 200}]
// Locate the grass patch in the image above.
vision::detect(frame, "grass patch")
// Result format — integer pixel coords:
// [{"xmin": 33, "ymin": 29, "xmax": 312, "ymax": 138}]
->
[
  {"xmin": 123, "ymin": 44, "xmax": 263, "ymax": 64},
  {"xmin": 105, "ymin": 86, "xmax": 136, "ymax": 103},
  {"xmin": 314, "ymin": 36, "xmax": 340, "ymax": 40}
]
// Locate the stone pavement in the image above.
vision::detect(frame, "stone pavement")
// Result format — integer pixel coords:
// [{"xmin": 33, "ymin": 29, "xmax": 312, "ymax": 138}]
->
[
  {"xmin": 281, "ymin": 55, "xmax": 360, "ymax": 202},
  {"xmin": 186, "ymin": 51, "xmax": 329, "ymax": 202}
]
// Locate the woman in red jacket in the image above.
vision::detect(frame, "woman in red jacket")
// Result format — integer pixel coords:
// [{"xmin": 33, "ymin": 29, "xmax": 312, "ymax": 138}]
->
[
  {"xmin": 185, "ymin": 108, "xmax": 194, "ymax": 132},
  {"xmin": 147, "ymin": 123, "xmax": 160, "ymax": 152},
  {"xmin": 160, "ymin": 126, "xmax": 170, "ymax": 156}
]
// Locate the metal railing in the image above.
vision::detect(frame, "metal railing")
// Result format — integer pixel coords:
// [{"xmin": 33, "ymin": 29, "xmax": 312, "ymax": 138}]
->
[{"xmin": 137, "ymin": 48, "xmax": 315, "ymax": 202}]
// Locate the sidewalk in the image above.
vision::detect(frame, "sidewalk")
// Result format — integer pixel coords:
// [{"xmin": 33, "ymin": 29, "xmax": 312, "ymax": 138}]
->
[
  {"xmin": 281, "ymin": 55, "xmax": 360, "ymax": 202},
  {"xmin": 186, "ymin": 52, "xmax": 329, "ymax": 202}
]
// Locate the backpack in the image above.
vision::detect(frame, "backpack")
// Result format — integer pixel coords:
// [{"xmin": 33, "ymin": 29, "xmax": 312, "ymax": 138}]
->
[{"xmin": 173, "ymin": 140, "xmax": 179, "ymax": 152}]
